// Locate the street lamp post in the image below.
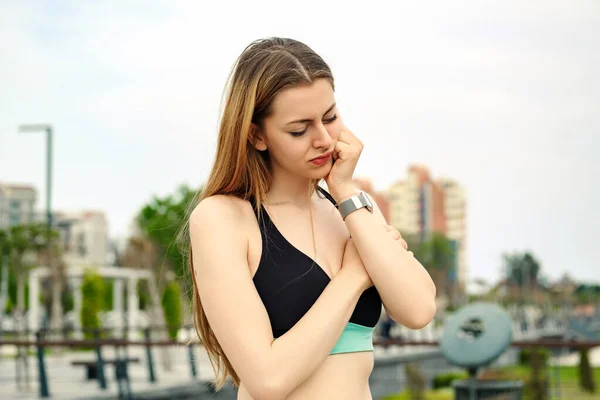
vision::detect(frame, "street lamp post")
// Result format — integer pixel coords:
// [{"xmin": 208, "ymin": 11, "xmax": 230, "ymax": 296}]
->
[{"xmin": 18, "ymin": 124, "xmax": 53, "ymax": 229}]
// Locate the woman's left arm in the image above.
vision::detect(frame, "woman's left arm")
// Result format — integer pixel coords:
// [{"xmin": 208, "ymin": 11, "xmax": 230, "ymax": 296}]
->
[
  {"xmin": 326, "ymin": 125, "xmax": 436, "ymax": 329},
  {"xmin": 338, "ymin": 192, "xmax": 437, "ymax": 329}
]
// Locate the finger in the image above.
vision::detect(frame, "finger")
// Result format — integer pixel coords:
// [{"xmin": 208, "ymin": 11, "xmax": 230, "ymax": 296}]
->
[
  {"xmin": 387, "ymin": 229, "xmax": 404, "ymax": 245},
  {"xmin": 384, "ymin": 225, "xmax": 403, "ymax": 241},
  {"xmin": 385, "ymin": 226, "xmax": 399, "ymax": 238},
  {"xmin": 333, "ymin": 140, "xmax": 355, "ymax": 160},
  {"xmin": 339, "ymin": 127, "xmax": 363, "ymax": 147}
]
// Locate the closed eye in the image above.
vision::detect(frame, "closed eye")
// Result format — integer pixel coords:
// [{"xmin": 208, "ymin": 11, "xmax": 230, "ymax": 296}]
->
[{"xmin": 289, "ymin": 114, "xmax": 338, "ymax": 137}]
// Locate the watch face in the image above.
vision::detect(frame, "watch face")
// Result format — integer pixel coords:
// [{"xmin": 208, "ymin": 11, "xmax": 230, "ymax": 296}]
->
[
  {"xmin": 360, "ymin": 192, "xmax": 372, "ymax": 206},
  {"xmin": 340, "ymin": 192, "xmax": 374, "ymax": 220},
  {"xmin": 358, "ymin": 192, "xmax": 374, "ymax": 212}
]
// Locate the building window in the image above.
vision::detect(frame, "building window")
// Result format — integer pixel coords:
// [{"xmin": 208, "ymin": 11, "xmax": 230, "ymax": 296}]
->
[
  {"xmin": 9, "ymin": 213, "xmax": 20, "ymax": 225},
  {"xmin": 77, "ymin": 233, "xmax": 87, "ymax": 256},
  {"xmin": 28, "ymin": 201, "xmax": 34, "ymax": 223}
]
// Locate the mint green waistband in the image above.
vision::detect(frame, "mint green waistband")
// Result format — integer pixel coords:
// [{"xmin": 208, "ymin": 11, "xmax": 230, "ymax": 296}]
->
[{"xmin": 330, "ymin": 322, "xmax": 374, "ymax": 355}]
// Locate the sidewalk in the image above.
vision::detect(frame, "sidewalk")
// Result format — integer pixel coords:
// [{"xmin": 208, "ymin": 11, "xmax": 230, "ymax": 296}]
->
[{"xmin": 0, "ymin": 345, "xmax": 218, "ymax": 399}]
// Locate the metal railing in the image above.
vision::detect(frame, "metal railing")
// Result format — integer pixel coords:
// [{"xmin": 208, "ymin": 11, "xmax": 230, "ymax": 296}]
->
[{"xmin": 1, "ymin": 328, "xmax": 599, "ymax": 399}]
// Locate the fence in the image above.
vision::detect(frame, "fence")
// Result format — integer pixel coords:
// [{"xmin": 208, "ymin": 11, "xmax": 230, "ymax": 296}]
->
[{"xmin": 1, "ymin": 326, "xmax": 599, "ymax": 400}]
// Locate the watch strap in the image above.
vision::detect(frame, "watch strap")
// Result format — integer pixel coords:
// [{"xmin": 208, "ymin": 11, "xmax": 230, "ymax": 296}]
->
[{"xmin": 338, "ymin": 191, "xmax": 373, "ymax": 220}]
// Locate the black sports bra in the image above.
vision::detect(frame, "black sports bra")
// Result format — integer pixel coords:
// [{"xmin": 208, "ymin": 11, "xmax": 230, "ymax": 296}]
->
[{"xmin": 251, "ymin": 187, "xmax": 382, "ymax": 354}]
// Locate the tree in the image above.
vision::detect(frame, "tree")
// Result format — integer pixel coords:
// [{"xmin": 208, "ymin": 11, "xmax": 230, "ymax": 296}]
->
[
  {"xmin": 121, "ymin": 236, "xmax": 160, "ymax": 280},
  {"xmin": 575, "ymin": 284, "xmax": 600, "ymax": 305},
  {"xmin": 404, "ymin": 231, "xmax": 455, "ymax": 304},
  {"xmin": 503, "ymin": 251, "xmax": 542, "ymax": 303},
  {"xmin": 579, "ymin": 348, "xmax": 596, "ymax": 393},
  {"xmin": 503, "ymin": 252, "xmax": 541, "ymax": 288},
  {"xmin": 0, "ymin": 230, "xmax": 11, "ymax": 320},
  {"xmin": 134, "ymin": 184, "xmax": 199, "ymax": 327},
  {"xmin": 6, "ymin": 224, "xmax": 48, "ymax": 330},
  {"xmin": 136, "ymin": 184, "xmax": 198, "ymax": 283},
  {"xmin": 2, "ymin": 223, "xmax": 59, "ymax": 391}
]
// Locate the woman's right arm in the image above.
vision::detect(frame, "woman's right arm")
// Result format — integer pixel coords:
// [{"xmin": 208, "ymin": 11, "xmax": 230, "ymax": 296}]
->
[{"xmin": 190, "ymin": 196, "xmax": 367, "ymax": 400}]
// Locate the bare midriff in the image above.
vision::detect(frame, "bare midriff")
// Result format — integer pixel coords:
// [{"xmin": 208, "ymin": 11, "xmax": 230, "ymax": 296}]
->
[{"xmin": 237, "ymin": 351, "xmax": 374, "ymax": 400}]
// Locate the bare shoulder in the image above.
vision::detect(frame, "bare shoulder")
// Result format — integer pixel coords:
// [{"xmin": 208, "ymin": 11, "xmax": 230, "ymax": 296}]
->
[
  {"xmin": 189, "ymin": 194, "xmax": 250, "ymax": 228},
  {"xmin": 189, "ymin": 194, "xmax": 256, "ymax": 273}
]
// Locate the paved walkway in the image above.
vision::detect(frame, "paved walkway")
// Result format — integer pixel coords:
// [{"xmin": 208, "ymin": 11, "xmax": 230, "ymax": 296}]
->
[
  {"xmin": 0, "ymin": 344, "xmax": 218, "ymax": 400},
  {"xmin": 2, "ymin": 343, "xmax": 598, "ymax": 399}
]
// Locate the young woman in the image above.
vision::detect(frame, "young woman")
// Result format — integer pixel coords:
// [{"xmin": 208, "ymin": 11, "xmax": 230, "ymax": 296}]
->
[{"xmin": 188, "ymin": 37, "xmax": 436, "ymax": 399}]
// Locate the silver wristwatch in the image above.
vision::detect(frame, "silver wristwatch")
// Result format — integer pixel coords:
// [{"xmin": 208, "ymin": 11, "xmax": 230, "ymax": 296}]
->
[{"xmin": 337, "ymin": 191, "xmax": 373, "ymax": 220}]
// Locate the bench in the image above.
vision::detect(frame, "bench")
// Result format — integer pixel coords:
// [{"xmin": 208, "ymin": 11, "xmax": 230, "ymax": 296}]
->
[{"xmin": 71, "ymin": 358, "xmax": 140, "ymax": 380}]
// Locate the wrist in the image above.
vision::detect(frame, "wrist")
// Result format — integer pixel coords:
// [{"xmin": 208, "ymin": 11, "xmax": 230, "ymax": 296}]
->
[
  {"xmin": 335, "ymin": 266, "xmax": 369, "ymax": 294},
  {"xmin": 329, "ymin": 184, "xmax": 359, "ymax": 204}
]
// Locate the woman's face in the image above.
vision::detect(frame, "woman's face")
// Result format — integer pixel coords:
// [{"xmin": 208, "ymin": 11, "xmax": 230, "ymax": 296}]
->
[{"xmin": 255, "ymin": 78, "xmax": 343, "ymax": 180}]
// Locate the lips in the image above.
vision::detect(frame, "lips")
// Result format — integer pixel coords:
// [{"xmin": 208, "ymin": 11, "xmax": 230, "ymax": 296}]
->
[
  {"xmin": 310, "ymin": 152, "xmax": 332, "ymax": 166},
  {"xmin": 311, "ymin": 152, "xmax": 332, "ymax": 162}
]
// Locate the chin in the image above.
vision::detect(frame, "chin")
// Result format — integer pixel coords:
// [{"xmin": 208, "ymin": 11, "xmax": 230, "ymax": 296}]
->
[{"xmin": 308, "ymin": 168, "xmax": 332, "ymax": 180}]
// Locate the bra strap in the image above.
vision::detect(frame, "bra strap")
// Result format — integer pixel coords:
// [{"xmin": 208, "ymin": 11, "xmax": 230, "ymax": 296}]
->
[{"xmin": 316, "ymin": 186, "xmax": 338, "ymax": 208}]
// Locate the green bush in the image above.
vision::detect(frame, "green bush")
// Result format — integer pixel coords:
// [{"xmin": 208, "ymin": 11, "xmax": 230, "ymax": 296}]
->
[
  {"xmin": 519, "ymin": 348, "xmax": 550, "ymax": 366},
  {"xmin": 432, "ymin": 371, "xmax": 468, "ymax": 389},
  {"xmin": 161, "ymin": 281, "xmax": 181, "ymax": 340},
  {"xmin": 80, "ymin": 269, "xmax": 105, "ymax": 339}
]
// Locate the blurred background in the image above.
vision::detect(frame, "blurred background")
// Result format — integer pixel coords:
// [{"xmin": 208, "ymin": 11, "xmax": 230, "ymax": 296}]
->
[{"xmin": 0, "ymin": 1, "xmax": 598, "ymax": 399}]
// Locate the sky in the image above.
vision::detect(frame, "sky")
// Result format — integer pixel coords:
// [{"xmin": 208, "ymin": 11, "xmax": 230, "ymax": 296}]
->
[{"xmin": 1, "ymin": 0, "xmax": 598, "ymax": 286}]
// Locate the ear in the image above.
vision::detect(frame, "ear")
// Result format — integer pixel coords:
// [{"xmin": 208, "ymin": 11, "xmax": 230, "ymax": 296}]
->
[{"xmin": 249, "ymin": 123, "xmax": 268, "ymax": 151}]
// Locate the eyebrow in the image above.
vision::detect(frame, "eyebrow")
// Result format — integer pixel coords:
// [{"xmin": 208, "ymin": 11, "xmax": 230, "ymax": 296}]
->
[{"xmin": 284, "ymin": 102, "xmax": 337, "ymax": 125}]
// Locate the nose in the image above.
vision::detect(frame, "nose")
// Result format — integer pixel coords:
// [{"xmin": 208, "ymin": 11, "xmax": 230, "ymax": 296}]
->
[{"xmin": 312, "ymin": 122, "xmax": 333, "ymax": 149}]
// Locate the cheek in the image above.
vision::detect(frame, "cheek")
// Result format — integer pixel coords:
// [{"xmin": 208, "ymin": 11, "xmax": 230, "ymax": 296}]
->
[{"xmin": 273, "ymin": 138, "xmax": 307, "ymax": 162}]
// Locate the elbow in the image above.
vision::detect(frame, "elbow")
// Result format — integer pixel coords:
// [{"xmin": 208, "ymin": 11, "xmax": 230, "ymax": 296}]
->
[
  {"xmin": 246, "ymin": 372, "xmax": 289, "ymax": 400},
  {"xmin": 404, "ymin": 301, "xmax": 437, "ymax": 330},
  {"xmin": 250, "ymin": 382, "xmax": 286, "ymax": 400}
]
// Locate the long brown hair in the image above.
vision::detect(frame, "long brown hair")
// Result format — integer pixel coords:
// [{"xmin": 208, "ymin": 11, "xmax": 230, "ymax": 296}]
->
[{"xmin": 185, "ymin": 37, "xmax": 335, "ymax": 389}]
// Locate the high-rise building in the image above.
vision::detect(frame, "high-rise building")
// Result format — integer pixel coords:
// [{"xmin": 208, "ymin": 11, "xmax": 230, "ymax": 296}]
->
[
  {"xmin": 0, "ymin": 183, "xmax": 38, "ymax": 229},
  {"xmin": 438, "ymin": 177, "xmax": 468, "ymax": 285},
  {"xmin": 386, "ymin": 165, "xmax": 468, "ymax": 286}
]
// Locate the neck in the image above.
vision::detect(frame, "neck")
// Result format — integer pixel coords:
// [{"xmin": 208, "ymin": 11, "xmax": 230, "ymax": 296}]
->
[{"xmin": 266, "ymin": 166, "xmax": 316, "ymax": 208}]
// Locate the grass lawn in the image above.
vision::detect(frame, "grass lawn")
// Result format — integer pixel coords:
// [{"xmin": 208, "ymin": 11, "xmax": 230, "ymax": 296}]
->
[
  {"xmin": 381, "ymin": 365, "xmax": 599, "ymax": 400},
  {"xmin": 381, "ymin": 388, "xmax": 453, "ymax": 400},
  {"xmin": 499, "ymin": 365, "xmax": 599, "ymax": 399}
]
